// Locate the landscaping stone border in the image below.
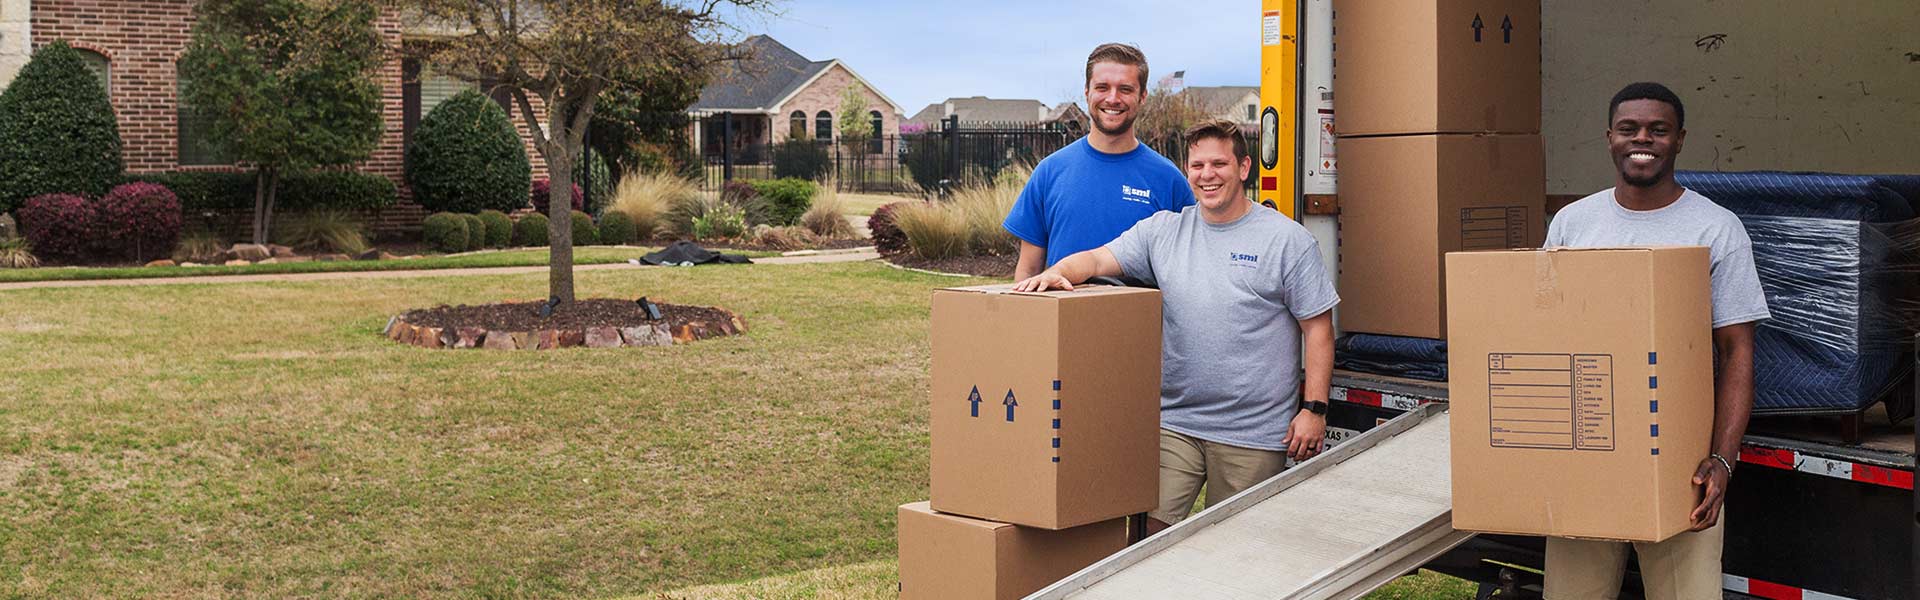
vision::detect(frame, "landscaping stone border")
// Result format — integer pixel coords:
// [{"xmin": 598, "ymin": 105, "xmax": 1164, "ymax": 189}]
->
[{"xmin": 382, "ymin": 308, "xmax": 748, "ymax": 350}]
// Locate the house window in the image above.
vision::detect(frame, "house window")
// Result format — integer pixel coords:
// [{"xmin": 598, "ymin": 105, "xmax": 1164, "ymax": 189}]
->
[
  {"xmin": 420, "ymin": 67, "xmax": 476, "ymax": 115},
  {"xmin": 1246, "ymin": 103, "xmax": 1257, "ymax": 122},
  {"xmin": 77, "ymin": 49, "xmax": 109, "ymax": 96},
  {"xmin": 789, "ymin": 110, "xmax": 807, "ymax": 140},
  {"xmin": 175, "ymin": 76, "xmax": 231, "ymax": 166},
  {"xmin": 868, "ymin": 110, "xmax": 884, "ymax": 153},
  {"xmin": 815, "ymin": 110, "xmax": 832, "ymax": 141}
]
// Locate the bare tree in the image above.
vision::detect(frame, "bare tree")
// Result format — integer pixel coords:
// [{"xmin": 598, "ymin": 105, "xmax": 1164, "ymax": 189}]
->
[{"xmin": 400, "ymin": 0, "xmax": 774, "ymax": 302}]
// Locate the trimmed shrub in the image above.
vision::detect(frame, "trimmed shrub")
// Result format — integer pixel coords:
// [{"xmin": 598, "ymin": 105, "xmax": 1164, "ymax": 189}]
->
[
  {"xmin": 96, "ymin": 182, "xmax": 184, "ymax": 262},
  {"xmin": 278, "ymin": 171, "xmax": 398, "ymax": 211},
  {"xmin": 750, "ymin": 178, "xmax": 816, "ymax": 226},
  {"xmin": 459, "ymin": 214, "xmax": 487, "ymax": 251},
  {"xmin": 599, "ymin": 210, "xmax": 637, "ymax": 246},
  {"xmin": 273, "ymin": 209, "xmax": 367, "ymax": 255},
  {"xmin": 422, "ymin": 212, "xmax": 469, "ymax": 253},
  {"xmin": 477, "ymin": 210, "xmax": 513, "ymax": 248},
  {"xmin": 531, "ymin": 178, "xmax": 584, "ymax": 214},
  {"xmin": 513, "ymin": 213, "xmax": 550, "ymax": 247},
  {"xmin": 570, "ymin": 210, "xmax": 599, "ymax": 246},
  {"xmin": 404, "ymin": 89, "xmax": 531, "ymax": 214},
  {"xmin": 771, "ymin": 138, "xmax": 830, "ymax": 180},
  {"xmin": 17, "ymin": 193, "xmax": 97, "ymax": 259},
  {"xmin": 801, "ymin": 182, "xmax": 855, "ymax": 239},
  {"xmin": 868, "ymin": 201, "xmax": 910, "ymax": 256},
  {"xmin": 123, "ymin": 170, "xmax": 395, "ymax": 213},
  {"xmin": 0, "ymin": 41, "xmax": 123, "ymax": 216},
  {"xmin": 691, "ymin": 204, "xmax": 747, "ymax": 240}
]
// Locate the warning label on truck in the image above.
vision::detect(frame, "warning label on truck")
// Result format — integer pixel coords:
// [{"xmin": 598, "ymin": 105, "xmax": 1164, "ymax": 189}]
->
[
  {"xmin": 1487, "ymin": 353, "xmax": 1615, "ymax": 451},
  {"xmin": 1459, "ymin": 207, "xmax": 1529, "ymax": 250}
]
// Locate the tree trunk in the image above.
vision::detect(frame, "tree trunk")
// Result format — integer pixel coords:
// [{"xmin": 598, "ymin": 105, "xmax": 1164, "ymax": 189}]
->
[
  {"xmin": 252, "ymin": 167, "xmax": 270, "ymax": 245},
  {"xmin": 546, "ymin": 133, "xmax": 576, "ymax": 304},
  {"xmin": 259, "ymin": 166, "xmax": 280, "ymax": 246}
]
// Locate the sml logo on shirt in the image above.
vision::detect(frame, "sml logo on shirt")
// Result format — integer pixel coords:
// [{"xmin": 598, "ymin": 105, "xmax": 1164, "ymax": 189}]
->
[
  {"xmin": 1119, "ymin": 184, "xmax": 1152, "ymax": 205},
  {"xmin": 1230, "ymin": 252, "xmax": 1259, "ymax": 268}
]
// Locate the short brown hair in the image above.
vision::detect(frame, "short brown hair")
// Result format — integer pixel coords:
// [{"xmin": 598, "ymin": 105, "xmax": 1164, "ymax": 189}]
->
[
  {"xmin": 1084, "ymin": 43, "xmax": 1149, "ymax": 91},
  {"xmin": 1184, "ymin": 118, "xmax": 1249, "ymax": 162}
]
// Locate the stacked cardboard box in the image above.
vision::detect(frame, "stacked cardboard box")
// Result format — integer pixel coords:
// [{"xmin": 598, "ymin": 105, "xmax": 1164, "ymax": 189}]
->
[
  {"xmin": 1333, "ymin": 0, "xmax": 1547, "ymax": 339},
  {"xmin": 898, "ymin": 284, "xmax": 1164, "ymax": 600}
]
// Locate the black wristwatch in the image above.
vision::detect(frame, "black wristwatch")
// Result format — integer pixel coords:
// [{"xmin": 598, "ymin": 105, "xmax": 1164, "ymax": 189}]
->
[{"xmin": 1301, "ymin": 400, "xmax": 1328, "ymax": 416}]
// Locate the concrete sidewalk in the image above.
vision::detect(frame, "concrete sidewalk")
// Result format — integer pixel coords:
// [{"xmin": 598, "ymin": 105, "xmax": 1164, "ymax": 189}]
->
[{"xmin": 0, "ymin": 248, "xmax": 881, "ymax": 291}]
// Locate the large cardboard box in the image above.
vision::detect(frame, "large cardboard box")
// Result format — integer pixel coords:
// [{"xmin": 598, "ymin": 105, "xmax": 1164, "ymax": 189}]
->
[
  {"xmin": 896, "ymin": 502, "xmax": 1127, "ymax": 600},
  {"xmin": 929, "ymin": 284, "xmax": 1161, "ymax": 530},
  {"xmin": 1446, "ymin": 248, "xmax": 1716, "ymax": 542},
  {"xmin": 1337, "ymin": 134, "xmax": 1545, "ymax": 339},
  {"xmin": 1332, "ymin": 0, "xmax": 1540, "ymax": 136}
]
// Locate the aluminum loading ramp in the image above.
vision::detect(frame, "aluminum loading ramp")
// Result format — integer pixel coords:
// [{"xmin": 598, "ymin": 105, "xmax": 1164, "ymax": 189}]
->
[{"xmin": 1028, "ymin": 404, "xmax": 1470, "ymax": 600}]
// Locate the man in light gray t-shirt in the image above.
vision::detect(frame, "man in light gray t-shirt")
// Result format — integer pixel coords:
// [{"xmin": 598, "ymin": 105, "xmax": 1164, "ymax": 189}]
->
[
  {"xmin": 1544, "ymin": 82, "xmax": 1770, "ymax": 600},
  {"xmin": 1013, "ymin": 119, "xmax": 1338, "ymax": 531}
]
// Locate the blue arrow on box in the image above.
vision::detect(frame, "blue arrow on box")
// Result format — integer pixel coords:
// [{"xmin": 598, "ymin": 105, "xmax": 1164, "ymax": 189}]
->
[
  {"xmin": 1003, "ymin": 390, "xmax": 1018, "ymax": 422},
  {"xmin": 967, "ymin": 386, "xmax": 982, "ymax": 418}
]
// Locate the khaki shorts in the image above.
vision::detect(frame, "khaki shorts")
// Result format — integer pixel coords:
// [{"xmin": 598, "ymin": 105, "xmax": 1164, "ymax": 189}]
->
[
  {"xmin": 1544, "ymin": 517, "xmax": 1726, "ymax": 600},
  {"xmin": 1148, "ymin": 428, "xmax": 1288, "ymax": 525}
]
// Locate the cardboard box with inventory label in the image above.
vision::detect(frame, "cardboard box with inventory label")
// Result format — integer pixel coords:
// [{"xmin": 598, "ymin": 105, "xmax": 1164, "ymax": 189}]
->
[
  {"xmin": 1332, "ymin": 0, "xmax": 1540, "ymax": 136},
  {"xmin": 897, "ymin": 502, "xmax": 1127, "ymax": 600},
  {"xmin": 1337, "ymin": 133, "xmax": 1545, "ymax": 339},
  {"xmin": 929, "ymin": 284, "xmax": 1161, "ymax": 530},
  {"xmin": 1446, "ymin": 247, "xmax": 1715, "ymax": 542}
]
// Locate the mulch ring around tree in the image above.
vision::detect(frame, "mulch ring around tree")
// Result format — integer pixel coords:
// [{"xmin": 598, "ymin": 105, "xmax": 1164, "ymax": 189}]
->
[
  {"xmin": 885, "ymin": 253, "xmax": 1016, "ymax": 278},
  {"xmin": 385, "ymin": 299, "xmax": 747, "ymax": 350}
]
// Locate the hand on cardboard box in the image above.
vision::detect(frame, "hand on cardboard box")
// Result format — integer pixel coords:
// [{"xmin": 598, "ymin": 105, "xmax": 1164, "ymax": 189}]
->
[
  {"xmin": 1012, "ymin": 271, "xmax": 1075, "ymax": 293},
  {"xmin": 1688, "ymin": 458, "xmax": 1730, "ymax": 531}
]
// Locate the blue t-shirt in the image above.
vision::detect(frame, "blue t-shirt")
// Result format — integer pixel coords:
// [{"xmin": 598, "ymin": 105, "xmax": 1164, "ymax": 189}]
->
[{"xmin": 1002, "ymin": 138, "xmax": 1195, "ymax": 266}]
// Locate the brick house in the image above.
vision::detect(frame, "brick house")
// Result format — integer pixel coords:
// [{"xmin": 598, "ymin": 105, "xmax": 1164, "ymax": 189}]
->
[
  {"xmin": 0, "ymin": 0, "xmax": 551, "ymax": 235},
  {"xmin": 687, "ymin": 35, "xmax": 904, "ymax": 161}
]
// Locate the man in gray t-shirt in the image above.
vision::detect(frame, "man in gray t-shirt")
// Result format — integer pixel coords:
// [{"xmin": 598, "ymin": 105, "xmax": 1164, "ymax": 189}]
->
[
  {"xmin": 1543, "ymin": 82, "xmax": 1770, "ymax": 600},
  {"xmin": 1013, "ymin": 119, "xmax": 1338, "ymax": 531}
]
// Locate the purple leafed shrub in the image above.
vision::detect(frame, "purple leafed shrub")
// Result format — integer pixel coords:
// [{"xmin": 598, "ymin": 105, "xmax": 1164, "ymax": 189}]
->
[
  {"xmin": 530, "ymin": 178, "xmax": 584, "ymax": 214},
  {"xmin": 17, "ymin": 193, "xmax": 96, "ymax": 259},
  {"xmin": 96, "ymin": 182, "xmax": 183, "ymax": 261}
]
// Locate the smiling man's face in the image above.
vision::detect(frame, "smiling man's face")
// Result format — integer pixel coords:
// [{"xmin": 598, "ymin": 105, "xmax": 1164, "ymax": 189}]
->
[
  {"xmin": 1085, "ymin": 61, "xmax": 1143, "ymax": 137},
  {"xmin": 1607, "ymin": 98, "xmax": 1686, "ymax": 188}
]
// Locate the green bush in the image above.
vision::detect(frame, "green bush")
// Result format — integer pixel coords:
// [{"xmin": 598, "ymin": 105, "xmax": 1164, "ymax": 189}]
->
[
  {"xmin": 477, "ymin": 210, "xmax": 513, "ymax": 248},
  {"xmin": 122, "ymin": 170, "xmax": 395, "ymax": 213},
  {"xmin": 459, "ymin": 214, "xmax": 487, "ymax": 251},
  {"xmin": 405, "ymin": 89, "xmax": 532, "ymax": 214},
  {"xmin": 0, "ymin": 41, "xmax": 123, "ymax": 215},
  {"xmin": 691, "ymin": 204, "xmax": 746, "ymax": 240},
  {"xmin": 570, "ymin": 210, "xmax": 599, "ymax": 246},
  {"xmin": 771, "ymin": 138, "xmax": 830, "ymax": 181},
  {"xmin": 422, "ymin": 212, "xmax": 469, "ymax": 253},
  {"xmin": 749, "ymin": 178, "xmax": 816, "ymax": 226},
  {"xmin": 598, "ymin": 210, "xmax": 636, "ymax": 246},
  {"xmin": 512, "ymin": 213, "xmax": 549, "ymax": 247}
]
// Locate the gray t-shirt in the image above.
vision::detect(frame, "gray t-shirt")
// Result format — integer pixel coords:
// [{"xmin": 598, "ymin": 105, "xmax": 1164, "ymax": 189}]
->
[
  {"xmin": 1105, "ymin": 207, "xmax": 1340, "ymax": 451},
  {"xmin": 1546, "ymin": 188, "xmax": 1771, "ymax": 328}
]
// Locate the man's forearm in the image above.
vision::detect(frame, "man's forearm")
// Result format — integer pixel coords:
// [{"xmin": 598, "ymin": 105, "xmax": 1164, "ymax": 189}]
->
[
  {"xmin": 1300, "ymin": 313, "xmax": 1335, "ymax": 402},
  {"xmin": 1013, "ymin": 241, "xmax": 1047, "ymax": 280}
]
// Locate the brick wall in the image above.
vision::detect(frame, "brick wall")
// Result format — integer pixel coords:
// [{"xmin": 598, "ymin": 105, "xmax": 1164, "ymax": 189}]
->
[
  {"xmin": 29, "ymin": 1, "xmax": 557, "ymax": 237},
  {"xmin": 771, "ymin": 63, "xmax": 901, "ymax": 145}
]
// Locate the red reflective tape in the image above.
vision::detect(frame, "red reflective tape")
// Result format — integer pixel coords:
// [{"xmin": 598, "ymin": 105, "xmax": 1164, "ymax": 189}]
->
[
  {"xmin": 1260, "ymin": 176, "xmax": 1278, "ymax": 191},
  {"xmin": 1745, "ymin": 578, "xmax": 1803, "ymax": 600},
  {"xmin": 1851, "ymin": 464, "xmax": 1915, "ymax": 490},
  {"xmin": 1738, "ymin": 447, "xmax": 1796, "ymax": 470},
  {"xmin": 1346, "ymin": 389, "xmax": 1382, "ymax": 407}
]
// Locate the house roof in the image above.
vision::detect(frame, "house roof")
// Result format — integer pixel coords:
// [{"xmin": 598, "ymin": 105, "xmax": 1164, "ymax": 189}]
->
[
  {"xmin": 1179, "ymin": 85, "xmax": 1260, "ymax": 114},
  {"xmin": 688, "ymin": 35, "xmax": 903, "ymax": 116},
  {"xmin": 907, "ymin": 96, "xmax": 1051, "ymax": 125}
]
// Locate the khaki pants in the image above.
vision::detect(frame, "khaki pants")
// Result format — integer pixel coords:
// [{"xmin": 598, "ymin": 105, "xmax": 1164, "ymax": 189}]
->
[
  {"xmin": 1149, "ymin": 428, "xmax": 1288, "ymax": 525},
  {"xmin": 1544, "ymin": 518, "xmax": 1725, "ymax": 600}
]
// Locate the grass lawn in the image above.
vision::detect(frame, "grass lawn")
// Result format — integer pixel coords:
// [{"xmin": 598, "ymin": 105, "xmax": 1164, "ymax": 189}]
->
[
  {"xmin": 0, "ymin": 247, "xmax": 777, "ymax": 284},
  {"xmin": 0, "ymin": 260, "xmax": 1479, "ymax": 598}
]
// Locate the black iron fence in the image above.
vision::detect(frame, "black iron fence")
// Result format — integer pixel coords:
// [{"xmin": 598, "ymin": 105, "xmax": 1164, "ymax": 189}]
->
[{"xmin": 699, "ymin": 115, "xmax": 1257, "ymax": 196}]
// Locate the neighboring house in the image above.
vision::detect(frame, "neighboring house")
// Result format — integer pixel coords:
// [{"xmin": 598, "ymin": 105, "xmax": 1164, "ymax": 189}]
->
[
  {"xmin": 907, "ymin": 96, "xmax": 1086, "ymax": 131},
  {"xmin": 1178, "ymin": 85, "xmax": 1261, "ymax": 128},
  {"xmin": 0, "ymin": 0, "xmax": 552, "ymax": 234},
  {"xmin": 686, "ymin": 35, "xmax": 904, "ymax": 158}
]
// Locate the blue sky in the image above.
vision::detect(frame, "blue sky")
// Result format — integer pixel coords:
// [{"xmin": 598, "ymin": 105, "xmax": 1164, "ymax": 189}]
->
[{"xmin": 719, "ymin": 0, "xmax": 1262, "ymax": 115}]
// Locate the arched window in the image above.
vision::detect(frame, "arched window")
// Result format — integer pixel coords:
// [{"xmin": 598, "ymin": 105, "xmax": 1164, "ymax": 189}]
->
[
  {"xmin": 789, "ymin": 110, "xmax": 807, "ymax": 140},
  {"xmin": 77, "ymin": 49, "xmax": 109, "ymax": 96},
  {"xmin": 814, "ymin": 110, "xmax": 832, "ymax": 142}
]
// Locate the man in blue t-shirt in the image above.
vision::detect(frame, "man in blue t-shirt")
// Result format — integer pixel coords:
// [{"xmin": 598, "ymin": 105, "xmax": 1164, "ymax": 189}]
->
[{"xmin": 1003, "ymin": 43, "xmax": 1195, "ymax": 279}]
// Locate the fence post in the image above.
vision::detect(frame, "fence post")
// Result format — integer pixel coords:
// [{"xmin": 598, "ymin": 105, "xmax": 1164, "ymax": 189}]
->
[
  {"xmin": 944, "ymin": 115, "xmax": 960, "ymax": 193},
  {"xmin": 721, "ymin": 112, "xmax": 734, "ymax": 183}
]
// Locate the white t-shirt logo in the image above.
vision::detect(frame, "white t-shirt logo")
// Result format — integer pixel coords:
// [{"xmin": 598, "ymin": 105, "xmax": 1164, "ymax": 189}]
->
[{"xmin": 1120, "ymin": 184, "xmax": 1152, "ymax": 205}]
